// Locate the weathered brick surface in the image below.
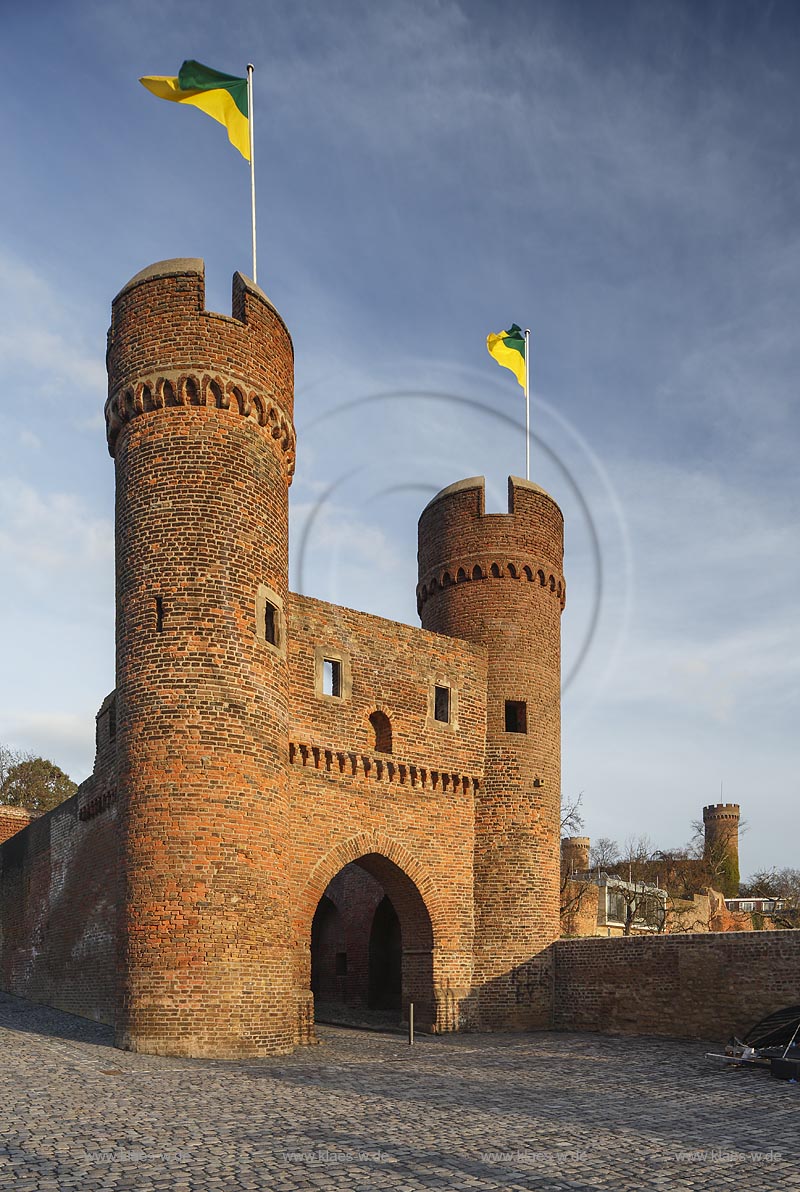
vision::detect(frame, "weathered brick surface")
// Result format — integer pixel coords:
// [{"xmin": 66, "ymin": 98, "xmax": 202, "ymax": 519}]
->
[
  {"xmin": 0, "ymin": 692, "xmax": 119, "ymax": 1022},
  {"xmin": 561, "ymin": 876, "xmax": 601, "ymax": 938},
  {"xmin": 288, "ymin": 592, "xmax": 487, "ymax": 774},
  {"xmin": 554, "ymin": 929, "xmax": 800, "ymax": 1038},
  {"xmin": 0, "ymin": 790, "xmax": 118, "ymax": 1024},
  {"xmin": 418, "ymin": 476, "xmax": 565, "ymax": 1029},
  {"xmin": 109, "ymin": 261, "xmax": 296, "ymax": 1058}
]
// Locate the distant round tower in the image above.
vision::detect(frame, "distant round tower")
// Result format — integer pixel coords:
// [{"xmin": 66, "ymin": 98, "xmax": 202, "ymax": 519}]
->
[
  {"xmin": 703, "ymin": 803, "xmax": 740, "ymax": 899},
  {"xmin": 106, "ymin": 259, "xmax": 296, "ymax": 1057},
  {"xmin": 417, "ymin": 476, "xmax": 565, "ymax": 1028},
  {"xmin": 562, "ymin": 837, "xmax": 591, "ymax": 876}
]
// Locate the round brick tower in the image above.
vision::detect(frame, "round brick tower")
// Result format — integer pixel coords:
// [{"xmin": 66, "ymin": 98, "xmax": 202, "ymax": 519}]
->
[
  {"xmin": 561, "ymin": 836, "xmax": 591, "ymax": 876},
  {"xmin": 703, "ymin": 803, "xmax": 741, "ymax": 899},
  {"xmin": 417, "ymin": 476, "xmax": 565, "ymax": 1028},
  {"xmin": 106, "ymin": 259, "xmax": 297, "ymax": 1057}
]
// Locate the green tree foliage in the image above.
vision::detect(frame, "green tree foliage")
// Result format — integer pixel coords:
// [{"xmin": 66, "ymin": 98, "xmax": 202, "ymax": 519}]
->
[{"xmin": 0, "ymin": 749, "xmax": 77, "ymax": 814}]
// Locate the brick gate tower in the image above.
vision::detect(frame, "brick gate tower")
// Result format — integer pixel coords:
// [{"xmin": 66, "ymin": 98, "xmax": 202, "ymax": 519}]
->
[
  {"xmin": 106, "ymin": 260, "xmax": 297, "ymax": 1056},
  {"xmin": 417, "ymin": 476, "xmax": 565, "ymax": 1027}
]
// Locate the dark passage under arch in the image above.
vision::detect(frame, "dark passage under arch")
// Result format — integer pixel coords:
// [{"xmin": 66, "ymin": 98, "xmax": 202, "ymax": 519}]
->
[
  {"xmin": 368, "ymin": 895, "xmax": 402, "ymax": 1010},
  {"xmin": 308, "ymin": 853, "xmax": 434, "ymax": 1030}
]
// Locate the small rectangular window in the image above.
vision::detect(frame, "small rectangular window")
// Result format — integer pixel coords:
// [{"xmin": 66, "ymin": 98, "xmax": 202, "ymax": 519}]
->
[
  {"xmin": 323, "ymin": 658, "xmax": 342, "ymax": 697},
  {"xmin": 434, "ymin": 685, "xmax": 450, "ymax": 723},
  {"xmin": 265, "ymin": 601, "xmax": 277, "ymax": 646},
  {"xmin": 504, "ymin": 699, "xmax": 527, "ymax": 733},
  {"xmin": 108, "ymin": 699, "xmax": 117, "ymax": 742},
  {"xmin": 155, "ymin": 595, "xmax": 164, "ymax": 633},
  {"xmin": 335, "ymin": 951, "xmax": 347, "ymax": 976}
]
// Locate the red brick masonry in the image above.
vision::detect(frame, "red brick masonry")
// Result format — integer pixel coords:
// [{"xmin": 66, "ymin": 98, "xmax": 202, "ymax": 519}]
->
[
  {"xmin": 554, "ymin": 930, "xmax": 800, "ymax": 1039},
  {"xmin": 1, "ymin": 258, "xmax": 794, "ymax": 1057}
]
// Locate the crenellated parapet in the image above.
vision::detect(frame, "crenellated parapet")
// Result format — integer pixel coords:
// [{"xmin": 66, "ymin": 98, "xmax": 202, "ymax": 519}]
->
[
  {"xmin": 417, "ymin": 475, "xmax": 564, "ymax": 616},
  {"xmin": 702, "ymin": 803, "xmax": 741, "ymax": 822},
  {"xmin": 105, "ymin": 258, "xmax": 295, "ymax": 478}
]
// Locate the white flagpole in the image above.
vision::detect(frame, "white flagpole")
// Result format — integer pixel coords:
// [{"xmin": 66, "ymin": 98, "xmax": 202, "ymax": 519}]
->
[
  {"xmin": 525, "ymin": 328, "xmax": 531, "ymax": 481},
  {"xmin": 247, "ymin": 64, "xmax": 257, "ymax": 284}
]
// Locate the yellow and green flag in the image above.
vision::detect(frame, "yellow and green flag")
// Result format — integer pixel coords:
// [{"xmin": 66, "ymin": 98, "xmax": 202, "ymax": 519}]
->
[
  {"xmin": 487, "ymin": 324, "xmax": 526, "ymax": 389},
  {"xmin": 140, "ymin": 60, "xmax": 250, "ymax": 161}
]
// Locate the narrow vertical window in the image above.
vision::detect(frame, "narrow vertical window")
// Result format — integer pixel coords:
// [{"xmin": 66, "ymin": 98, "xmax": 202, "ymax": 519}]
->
[
  {"xmin": 108, "ymin": 698, "xmax": 117, "ymax": 742},
  {"xmin": 155, "ymin": 595, "xmax": 164, "ymax": 633},
  {"xmin": 504, "ymin": 700, "xmax": 527, "ymax": 734},
  {"xmin": 323, "ymin": 659, "xmax": 342, "ymax": 697},
  {"xmin": 434, "ymin": 685, "xmax": 450, "ymax": 723},
  {"xmin": 264, "ymin": 601, "xmax": 277, "ymax": 646}
]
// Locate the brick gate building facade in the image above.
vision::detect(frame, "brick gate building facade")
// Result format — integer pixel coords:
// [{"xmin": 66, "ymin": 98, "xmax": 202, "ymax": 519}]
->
[{"xmin": 0, "ymin": 259, "xmax": 566, "ymax": 1057}]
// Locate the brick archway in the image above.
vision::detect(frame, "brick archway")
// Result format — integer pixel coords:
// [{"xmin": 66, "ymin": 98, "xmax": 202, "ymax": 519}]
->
[
  {"xmin": 295, "ymin": 833, "xmax": 443, "ymax": 1036},
  {"xmin": 294, "ymin": 832, "xmax": 446, "ymax": 947}
]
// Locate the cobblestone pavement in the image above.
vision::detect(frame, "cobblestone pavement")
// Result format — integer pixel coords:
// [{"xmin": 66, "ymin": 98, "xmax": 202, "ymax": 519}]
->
[{"xmin": 2, "ymin": 991, "xmax": 798, "ymax": 1191}]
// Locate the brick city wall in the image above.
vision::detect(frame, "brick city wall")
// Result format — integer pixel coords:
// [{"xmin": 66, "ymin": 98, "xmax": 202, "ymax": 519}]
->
[
  {"xmin": 554, "ymin": 930, "xmax": 800, "ymax": 1039},
  {"xmin": 0, "ymin": 692, "xmax": 118, "ymax": 1022},
  {"xmin": 561, "ymin": 877, "xmax": 601, "ymax": 937},
  {"xmin": 0, "ymin": 786, "xmax": 118, "ymax": 1024}
]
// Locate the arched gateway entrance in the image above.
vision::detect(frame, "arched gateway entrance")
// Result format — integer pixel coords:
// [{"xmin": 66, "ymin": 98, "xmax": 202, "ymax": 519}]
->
[{"xmin": 308, "ymin": 852, "xmax": 435, "ymax": 1030}]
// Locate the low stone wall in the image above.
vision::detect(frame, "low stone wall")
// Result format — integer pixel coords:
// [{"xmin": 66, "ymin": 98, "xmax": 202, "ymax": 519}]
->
[{"xmin": 554, "ymin": 930, "xmax": 800, "ymax": 1040}]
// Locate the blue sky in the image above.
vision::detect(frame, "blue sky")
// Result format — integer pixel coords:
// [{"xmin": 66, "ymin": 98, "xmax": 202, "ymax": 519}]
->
[{"xmin": 1, "ymin": 0, "xmax": 798, "ymax": 873}]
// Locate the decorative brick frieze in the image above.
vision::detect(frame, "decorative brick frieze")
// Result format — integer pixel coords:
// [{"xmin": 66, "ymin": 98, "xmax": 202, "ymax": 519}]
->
[
  {"xmin": 417, "ymin": 557, "xmax": 565, "ymax": 616},
  {"xmin": 289, "ymin": 740, "xmax": 481, "ymax": 794},
  {"xmin": 78, "ymin": 787, "xmax": 117, "ymax": 822},
  {"xmin": 105, "ymin": 370, "xmax": 296, "ymax": 479}
]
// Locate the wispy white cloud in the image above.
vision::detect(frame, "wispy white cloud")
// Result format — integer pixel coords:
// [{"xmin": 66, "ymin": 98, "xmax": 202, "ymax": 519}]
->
[
  {"xmin": 0, "ymin": 250, "xmax": 106, "ymax": 400},
  {"xmin": 0, "ymin": 480, "xmax": 113, "ymax": 592}
]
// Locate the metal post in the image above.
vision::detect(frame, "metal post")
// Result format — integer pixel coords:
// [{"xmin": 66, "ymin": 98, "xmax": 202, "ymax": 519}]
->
[
  {"xmin": 247, "ymin": 64, "xmax": 257, "ymax": 284},
  {"xmin": 408, "ymin": 1001, "xmax": 414, "ymax": 1046}
]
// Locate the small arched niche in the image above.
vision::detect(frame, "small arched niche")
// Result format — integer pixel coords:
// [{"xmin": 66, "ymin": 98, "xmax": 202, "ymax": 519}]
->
[{"xmin": 369, "ymin": 710, "xmax": 392, "ymax": 754}]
